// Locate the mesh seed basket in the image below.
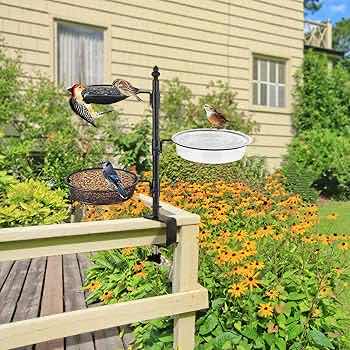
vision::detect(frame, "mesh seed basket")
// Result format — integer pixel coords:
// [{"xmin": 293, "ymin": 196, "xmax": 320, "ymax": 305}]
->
[{"xmin": 66, "ymin": 168, "xmax": 138, "ymax": 205}]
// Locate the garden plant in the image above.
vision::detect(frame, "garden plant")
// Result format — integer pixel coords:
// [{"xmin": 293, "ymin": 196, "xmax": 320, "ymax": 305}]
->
[{"xmin": 82, "ymin": 172, "xmax": 350, "ymax": 350}]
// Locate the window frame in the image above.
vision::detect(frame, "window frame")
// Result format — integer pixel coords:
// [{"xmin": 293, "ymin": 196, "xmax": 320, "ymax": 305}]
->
[{"xmin": 252, "ymin": 56, "xmax": 287, "ymax": 109}]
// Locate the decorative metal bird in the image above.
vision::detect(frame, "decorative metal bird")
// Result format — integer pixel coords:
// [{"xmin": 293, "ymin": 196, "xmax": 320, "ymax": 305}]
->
[
  {"xmin": 101, "ymin": 161, "xmax": 129, "ymax": 199},
  {"xmin": 204, "ymin": 104, "xmax": 228, "ymax": 128},
  {"xmin": 67, "ymin": 83, "xmax": 113, "ymax": 127},
  {"xmin": 112, "ymin": 79, "xmax": 144, "ymax": 102}
]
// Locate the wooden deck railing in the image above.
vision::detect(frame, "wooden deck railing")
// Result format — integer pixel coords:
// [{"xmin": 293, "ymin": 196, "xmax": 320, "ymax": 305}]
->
[
  {"xmin": 0, "ymin": 194, "xmax": 208, "ymax": 350},
  {"xmin": 304, "ymin": 20, "xmax": 332, "ymax": 49}
]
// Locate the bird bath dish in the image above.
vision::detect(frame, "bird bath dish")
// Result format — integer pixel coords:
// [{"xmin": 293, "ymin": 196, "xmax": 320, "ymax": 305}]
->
[
  {"xmin": 66, "ymin": 168, "xmax": 138, "ymax": 205},
  {"xmin": 82, "ymin": 85, "xmax": 128, "ymax": 105},
  {"xmin": 171, "ymin": 128, "xmax": 252, "ymax": 164}
]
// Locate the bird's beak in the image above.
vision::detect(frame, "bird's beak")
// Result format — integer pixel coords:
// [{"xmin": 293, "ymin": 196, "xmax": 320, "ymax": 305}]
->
[{"xmin": 67, "ymin": 87, "xmax": 73, "ymax": 93}]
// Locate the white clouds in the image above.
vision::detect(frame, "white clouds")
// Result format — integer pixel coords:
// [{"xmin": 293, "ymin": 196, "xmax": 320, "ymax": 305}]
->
[{"xmin": 330, "ymin": 3, "xmax": 346, "ymax": 13}]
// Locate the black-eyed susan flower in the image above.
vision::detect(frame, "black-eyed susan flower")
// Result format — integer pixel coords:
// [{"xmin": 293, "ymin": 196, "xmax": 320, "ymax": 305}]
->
[
  {"xmin": 244, "ymin": 275, "xmax": 261, "ymax": 288},
  {"xmin": 265, "ymin": 289, "xmax": 280, "ymax": 300},
  {"xmin": 228, "ymin": 282, "xmax": 248, "ymax": 298},
  {"xmin": 258, "ymin": 303, "xmax": 273, "ymax": 318},
  {"xmin": 100, "ymin": 290, "xmax": 113, "ymax": 303},
  {"xmin": 326, "ymin": 213, "xmax": 338, "ymax": 220}
]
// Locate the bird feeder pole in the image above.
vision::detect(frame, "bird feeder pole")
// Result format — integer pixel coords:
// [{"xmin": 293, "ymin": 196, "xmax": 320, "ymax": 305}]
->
[{"xmin": 151, "ymin": 66, "xmax": 161, "ymax": 220}]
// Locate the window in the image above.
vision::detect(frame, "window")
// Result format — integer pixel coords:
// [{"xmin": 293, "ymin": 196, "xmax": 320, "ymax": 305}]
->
[
  {"xmin": 57, "ymin": 22, "xmax": 104, "ymax": 86},
  {"xmin": 252, "ymin": 57, "xmax": 286, "ymax": 108}
]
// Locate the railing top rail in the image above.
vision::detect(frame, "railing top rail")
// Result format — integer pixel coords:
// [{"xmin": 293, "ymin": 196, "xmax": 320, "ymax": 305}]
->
[{"xmin": 0, "ymin": 194, "xmax": 200, "ymax": 243}]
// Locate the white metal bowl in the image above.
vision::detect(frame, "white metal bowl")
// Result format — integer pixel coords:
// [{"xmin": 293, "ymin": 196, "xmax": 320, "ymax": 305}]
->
[{"xmin": 171, "ymin": 128, "xmax": 252, "ymax": 164}]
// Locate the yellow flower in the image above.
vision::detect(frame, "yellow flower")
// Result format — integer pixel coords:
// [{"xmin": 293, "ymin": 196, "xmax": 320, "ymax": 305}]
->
[
  {"xmin": 133, "ymin": 261, "xmax": 145, "ymax": 272},
  {"xmin": 122, "ymin": 247, "xmax": 135, "ymax": 256},
  {"xmin": 326, "ymin": 213, "xmax": 338, "ymax": 220},
  {"xmin": 265, "ymin": 289, "xmax": 280, "ymax": 300},
  {"xmin": 135, "ymin": 271, "xmax": 147, "ymax": 278},
  {"xmin": 244, "ymin": 275, "xmax": 261, "ymax": 288},
  {"xmin": 258, "ymin": 303, "xmax": 273, "ymax": 318},
  {"xmin": 100, "ymin": 290, "xmax": 113, "ymax": 303},
  {"xmin": 84, "ymin": 280, "xmax": 101, "ymax": 292},
  {"xmin": 233, "ymin": 230, "xmax": 247, "ymax": 241},
  {"xmin": 228, "ymin": 282, "xmax": 248, "ymax": 298},
  {"xmin": 320, "ymin": 286, "xmax": 333, "ymax": 297},
  {"xmin": 338, "ymin": 242, "xmax": 349, "ymax": 250},
  {"xmin": 250, "ymin": 260, "xmax": 265, "ymax": 270}
]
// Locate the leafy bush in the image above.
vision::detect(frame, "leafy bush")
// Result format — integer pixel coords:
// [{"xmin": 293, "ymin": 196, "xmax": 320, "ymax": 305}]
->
[
  {"xmin": 0, "ymin": 46, "xmax": 119, "ymax": 188},
  {"xmin": 160, "ymin": 146, "xmax": 266, "ymax": 187},
  {"xmin": 83, "ymin": 175, "xmax": 350, "ymax": 349},
  {"xmin": 105, "ymin": 119, "xmax": 152, "ymax": 173},
  {"xmin": 293, "ymin": 51, "xmax": 350, "ymax": 134},
  {"xmin": 284, "ymin": 129, "xmax": 350, "ymax": 199},
  {"xmin": 0, "ymin": 179, "xmax": 69, "ymax": 227},
  {"xmin": 281, "ymin": 160, "xmax": 319, "ymax": 202}
]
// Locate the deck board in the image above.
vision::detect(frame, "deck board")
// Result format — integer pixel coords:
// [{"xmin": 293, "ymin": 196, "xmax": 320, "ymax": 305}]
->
[
  {"xmin": 63, "ymin": 254, "xmax": 95, "ymax": 350},
  {"xmin": 36, "ymin": 255, "xmax": 64, "ymax": 350},
  {"xmin": 0, "ymin": 254, "xmax": 126, "ymax": 350},
  {"xmin": 0, "ymin": 259, "xmax": 31, "ymax": 324},
  {"xmin": 13, "ymin": 257, "xmax": 47, "ymax": 350},
  {"xmin": 0, "ymin": 261, "xmax": 14, "ymax": 292}
]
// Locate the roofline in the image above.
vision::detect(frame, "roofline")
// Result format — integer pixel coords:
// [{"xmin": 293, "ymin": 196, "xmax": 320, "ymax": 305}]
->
[{"xmin": 304, "ymin": 45, "xmax": 345, "ymax": 58}]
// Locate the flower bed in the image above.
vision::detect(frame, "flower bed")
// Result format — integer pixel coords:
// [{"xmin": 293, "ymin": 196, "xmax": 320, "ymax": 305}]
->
[{"xmin": 81, "ymin": 172, "xmax": 350, "ymax": 349}]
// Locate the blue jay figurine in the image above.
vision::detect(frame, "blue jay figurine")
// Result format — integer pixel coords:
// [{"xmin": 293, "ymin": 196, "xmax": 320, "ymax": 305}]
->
[{"xmin": 101, "ymin": 161, "xmax": 129, "ymax": 199}]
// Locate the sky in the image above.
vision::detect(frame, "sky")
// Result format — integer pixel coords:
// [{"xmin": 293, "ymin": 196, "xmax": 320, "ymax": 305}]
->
[{"xmin": 306, "ymin": 0, "xmax": 350, "ymax": 24}]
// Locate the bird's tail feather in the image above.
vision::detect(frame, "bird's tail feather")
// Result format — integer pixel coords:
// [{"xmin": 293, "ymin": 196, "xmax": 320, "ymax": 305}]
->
[{"xmin": 135, "ymin": 94, "xmax": 144, "ymax": 102}]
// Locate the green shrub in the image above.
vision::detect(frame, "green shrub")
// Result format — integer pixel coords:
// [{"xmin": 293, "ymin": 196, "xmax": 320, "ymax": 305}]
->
[
  {"xmin": 283, "ymin": 129, "xmax": 350, "ymax": 199},
  {"xmin": 0, "ymin": 179, "xmax": 69, "ymax": 227},
  {"xmin": 281, "ymin": 160, "xmax": 319, "ymax": 202},
  {"xmin": 160, "ymin": 146, "xmax": 267, "ymax": 187},
  {"xmin": 0, "ymin": 46, "xmax": 118, "ymax": 188},
  {"xmin": 293, "ymin": 51, "xmax": 350, "ymax": 134}
]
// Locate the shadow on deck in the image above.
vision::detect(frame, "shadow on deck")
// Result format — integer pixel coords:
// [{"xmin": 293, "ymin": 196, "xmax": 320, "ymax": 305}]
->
[{"xmin": 0, "ymin": 254, "xmax": 134, "ymax": 350}]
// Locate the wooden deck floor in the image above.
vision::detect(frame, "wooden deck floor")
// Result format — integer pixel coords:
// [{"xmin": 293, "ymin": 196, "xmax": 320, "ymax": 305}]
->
[{"xmin": 0, "ymin": 254, "xmax": 134, "ymax": 350}]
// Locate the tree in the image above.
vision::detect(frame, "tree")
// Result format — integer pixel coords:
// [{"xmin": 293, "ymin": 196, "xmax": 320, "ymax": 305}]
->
[
  {"xmin": 304, "ymin": 0, "xmax": 322, "ymax": 13},
  {"xmin": 333, "ymin": 17, "xmax": 350, "ymax": 54}
]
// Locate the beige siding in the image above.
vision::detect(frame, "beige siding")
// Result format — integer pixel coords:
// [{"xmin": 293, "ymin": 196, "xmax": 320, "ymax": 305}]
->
[{"xmin": 0, "ymin": 0, "xmax": 304, "ymax": 170}]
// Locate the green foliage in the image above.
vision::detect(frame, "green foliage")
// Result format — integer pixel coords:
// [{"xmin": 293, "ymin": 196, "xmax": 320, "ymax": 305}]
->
[
  {"xmin": 304, "ymin": 0, "xmax": 321, "ymax": 13},
  {"xmin": 293, "ymin": 51, "xmax": 350, "ymax": 134},
  {"xmin": 281, "ymin": 160, "xmax": 319, "ymax": 202},
  {"xmin": 160, "ymin": 79, "xmax": 256, "ymax": 139},
  {"xmin": 83, "ymin": 248, "xmax": 170, "ymax": 305},
  {"xmin": 284, "ymin": 129, "xmax": 350, "ymax": 200},
  {"xmin": 0, "ymin": 45, "xmax": 118, "ymax": 188},
  {"xmin": 105, "ymin": 119, "xmax": 152, "ymax": 173},
  {"xmin": 0, "ymin": 179, "xmax": 69, "ymax": 227},
  {"xmin": 160, "ymin": 146, "xmax": 267, "ymax": 187},
  {"xmin": 333, "ymin": 18, "xmax": 350, "ymax": 54},
  {"xmin": 83, "ymin": 176, "xmax": 350, "ymax": 349}
]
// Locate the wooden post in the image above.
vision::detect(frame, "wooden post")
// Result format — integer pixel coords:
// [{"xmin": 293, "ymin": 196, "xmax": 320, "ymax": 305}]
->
[
  {"xmin": 172, "ymin": 224, "xmax": 199, "ymax": 350},
  {"xmin": 326, "ymin": 20, "xmax": 332, "ymax": 49}
]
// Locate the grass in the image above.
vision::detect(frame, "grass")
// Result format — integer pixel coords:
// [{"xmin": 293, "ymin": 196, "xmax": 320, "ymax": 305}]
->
[
  {"xmin": 317, "ymin": 201, "xmax": 350, "ymax": 347},
  {"xmin": 317, "ymin": 200, "xmax": 350, "ymax": 233}
]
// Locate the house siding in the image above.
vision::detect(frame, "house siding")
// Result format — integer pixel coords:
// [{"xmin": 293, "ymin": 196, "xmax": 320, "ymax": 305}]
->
[{"xmin": 0, "ymin": 0, "xmax": 304, "ymax": 170}]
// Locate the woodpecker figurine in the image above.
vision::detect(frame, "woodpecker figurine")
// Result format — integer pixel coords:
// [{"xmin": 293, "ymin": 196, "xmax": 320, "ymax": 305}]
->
[
  {"xmin": 67, "ymin": 83, "xmax": 113, "ymax": 127},
  {"xmin": 112, "ymin": 79, "xmax": 144, "ymax": 102},
  {"xmin": 101, "ymin": 161, "xmax": 129, "ymax": 199},
  {"xmin": 204, "ymin": 104, "xmax": 228, "ymax": 128}
]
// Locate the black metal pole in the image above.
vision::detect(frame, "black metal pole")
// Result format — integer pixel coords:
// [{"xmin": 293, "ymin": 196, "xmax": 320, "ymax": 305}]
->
[{"xmin": 151, "ymin": 66, "xmax": 160, "ymax": 219}]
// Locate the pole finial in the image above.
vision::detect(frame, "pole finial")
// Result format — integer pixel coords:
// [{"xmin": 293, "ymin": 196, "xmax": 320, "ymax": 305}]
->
[{"xmin": 152, "ymin": 66, "xmax": 160, "ymax": 78}]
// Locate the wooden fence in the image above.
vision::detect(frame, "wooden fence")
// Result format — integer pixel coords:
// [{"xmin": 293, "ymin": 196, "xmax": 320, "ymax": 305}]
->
[{"xmin": 0, "ymin": 194, "xmax": 208, "ymax": 350}]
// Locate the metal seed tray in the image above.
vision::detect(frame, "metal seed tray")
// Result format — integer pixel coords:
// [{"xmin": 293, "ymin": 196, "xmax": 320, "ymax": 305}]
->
[{"xmin": 66, "ymin": 167, "xmax": 138, "ymax": 205}]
